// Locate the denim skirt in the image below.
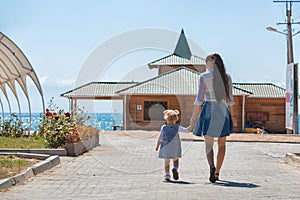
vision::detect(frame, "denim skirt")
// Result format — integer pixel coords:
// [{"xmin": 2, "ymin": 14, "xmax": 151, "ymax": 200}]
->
[{"xmin": 193, "ymin": 101, "xmax": 233, "ymax": 138}]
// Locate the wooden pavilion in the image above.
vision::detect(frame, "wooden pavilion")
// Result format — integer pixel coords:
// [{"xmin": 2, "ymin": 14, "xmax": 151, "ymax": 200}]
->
[{"xmin": 61, "ymin": 30, "xmax": 286, "ymax": 133}]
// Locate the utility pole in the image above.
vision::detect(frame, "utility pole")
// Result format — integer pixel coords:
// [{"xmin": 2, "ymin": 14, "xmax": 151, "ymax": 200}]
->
[{"xmin": 273, "ymin": 0, "xmax": 300, "ymax": 134}]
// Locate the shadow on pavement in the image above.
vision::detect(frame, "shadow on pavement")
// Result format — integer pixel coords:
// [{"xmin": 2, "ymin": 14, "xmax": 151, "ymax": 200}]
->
[
  {"xmin": 164, "ymin": 180, "xmax": 194, "ymax": 184},
  {"xmin": 213, "ymin": 180, "xmax": 260, "ymax": 188}
]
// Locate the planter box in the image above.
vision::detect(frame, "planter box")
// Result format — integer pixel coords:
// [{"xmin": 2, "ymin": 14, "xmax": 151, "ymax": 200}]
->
[{"xmin": 64, "ymin": 134, "xmax": 99, "ymax": 156}]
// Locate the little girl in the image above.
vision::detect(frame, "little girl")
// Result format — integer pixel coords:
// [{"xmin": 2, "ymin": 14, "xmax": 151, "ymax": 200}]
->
[{"xmin": 155, "ymin": 109, "xmax": 190, "ymax": 181}]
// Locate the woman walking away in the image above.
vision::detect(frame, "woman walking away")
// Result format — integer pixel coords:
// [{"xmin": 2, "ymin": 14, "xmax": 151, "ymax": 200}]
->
[
  {"xmin": 190, "ymin": 53, "xmax": 237, "ymax": 183},
  {"xmin": 156, "ymin": 109, "xmax": 190, "ymax": 181}
]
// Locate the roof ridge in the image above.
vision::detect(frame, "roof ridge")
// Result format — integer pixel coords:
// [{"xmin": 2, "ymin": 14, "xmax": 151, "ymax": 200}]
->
[
  {"xmin": 232, "ymin": 86, "xmax": 253, "ymax": 94},
  {"xmin": 148, "ymin": 54, "xmax": 174, "ymax": 66},
  {"xmin": 234, "ymin": 82, "xmax": 276, "ymax": 85},
  {"xmin": 192, "ymin": 54, "xmax": 206, "ymax": 61},
  {"xmin": 60, "ymin": 81, "xmax": 138, "ymax": 97},
  {"xmin": 269, "ymin": 83, "xmax": 285, "ymax": 91},
  {"xmin": 60, "ymin": 82, "xmax": 94, "ymax": 97},
  {"xmin": 91, "ymin": 81, "xmax": 139, "ymax": 84},
  {"xmin": 233, "ymin": 82, "xmax": 285, "ymax": 90},
  {"xmin": 148, "ymin": 53, "xmax": 205, "ymax": 67},
  {"xmin": 116, "ymin": 67, "xmax": 200, "ymax": 94}
]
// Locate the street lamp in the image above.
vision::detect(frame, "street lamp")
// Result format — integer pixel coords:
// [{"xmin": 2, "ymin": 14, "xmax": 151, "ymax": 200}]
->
[
  {"xmin": 266, "ymin": 25, "xmax": 298, "ymax": 134},
  {"xmin": 266, "ymin": 26, "xmax": 287, "ymax": 35}
]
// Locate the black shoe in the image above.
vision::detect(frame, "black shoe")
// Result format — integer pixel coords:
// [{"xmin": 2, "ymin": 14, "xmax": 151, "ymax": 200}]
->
[
  {"xmin": 209, "ymin": 166, "xmax": 216, "ymax": 183},
  {"xmin": 172, "ymin": 168, "xmax": 179, "ymax": 180},
  {"xmin": 215, "ymin": 173, "xmax": 219, "ymax": 181}
]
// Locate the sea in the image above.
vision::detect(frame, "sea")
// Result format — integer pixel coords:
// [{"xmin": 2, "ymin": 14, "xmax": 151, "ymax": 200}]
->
[
  {"xmin": 2, "ymin": 113, "xmax": 300, "ymax": 132},
  {"xmin": 1, "ymin": 113, "xmax": 123, "ymax": 131}
]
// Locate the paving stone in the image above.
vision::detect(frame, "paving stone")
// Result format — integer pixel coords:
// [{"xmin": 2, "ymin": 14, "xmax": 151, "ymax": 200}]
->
[{"xmin": 1, "ymin": 133, "xmax": 300, "ymax": 199}]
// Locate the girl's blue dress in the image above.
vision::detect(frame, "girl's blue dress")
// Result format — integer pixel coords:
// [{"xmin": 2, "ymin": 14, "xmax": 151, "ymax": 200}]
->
[{"xmin": 158, "ymin": 124, "xmax": 182, "ymax": 159}]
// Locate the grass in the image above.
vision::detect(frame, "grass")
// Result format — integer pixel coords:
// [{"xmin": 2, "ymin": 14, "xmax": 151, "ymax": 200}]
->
[
  {"xmin": 0, "ymin": 136, "xmax": 48, "ymax": 149},
  {"xmin": 0, "ymin": 155, "xmax": 38, "ymax": 179},
  {"xmin": 0, "ymin": 137, "xmax": 46, "ymax": 182}
]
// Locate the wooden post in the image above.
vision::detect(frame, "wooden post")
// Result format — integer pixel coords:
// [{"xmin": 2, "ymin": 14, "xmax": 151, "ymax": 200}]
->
[
  {"xmin": 123, "ymin": 95, "xmax": 127, "ymax": 130},
  {"xmin": 242, "ymin": 95, "xmax": 245, "ymax": 132}
]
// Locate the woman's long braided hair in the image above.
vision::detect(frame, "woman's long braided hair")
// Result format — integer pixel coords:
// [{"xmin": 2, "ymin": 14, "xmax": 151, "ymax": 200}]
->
[{"xmin": 206, "ymin": 53, "xmax": 230, "ymax": 102}]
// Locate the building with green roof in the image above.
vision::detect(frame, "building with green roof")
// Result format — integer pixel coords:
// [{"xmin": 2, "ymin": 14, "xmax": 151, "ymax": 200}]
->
[{"xmin": 61, "ymin": 30, "xmax": 286, "ymax": 133}]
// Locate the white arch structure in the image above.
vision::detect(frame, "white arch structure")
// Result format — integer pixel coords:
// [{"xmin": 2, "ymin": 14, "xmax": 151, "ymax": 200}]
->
[{"xmin": 0, "ymin": 32, "xmax": 44, "ymax": 129}]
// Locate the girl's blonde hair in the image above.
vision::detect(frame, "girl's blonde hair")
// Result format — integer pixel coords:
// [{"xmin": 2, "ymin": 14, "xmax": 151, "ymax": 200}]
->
[{"xmin": 164, "ymin": 109, "xmax": 180, "ymax": 122}]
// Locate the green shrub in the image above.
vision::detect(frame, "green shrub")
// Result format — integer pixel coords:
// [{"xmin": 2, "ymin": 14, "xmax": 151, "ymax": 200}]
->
[
  {"xmin": 0, "ymin": 113, "xmax": 27, "ymax": 137},
  {"xmin": 38, "ymin": 97, "xmax": 89, "ymax": 148}
]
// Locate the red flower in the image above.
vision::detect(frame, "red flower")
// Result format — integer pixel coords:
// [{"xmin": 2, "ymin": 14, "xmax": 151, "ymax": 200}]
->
[
  {"xmin": 53, "ymin": 113, "xmax": 59, "ymax": 120},
  {"xmin": 46, "ymin": 111, "xmax": 52, "ymax": 117},
  {"xmin": 65, "ymin": 112, "xmax": 70, "ymax": 117}
]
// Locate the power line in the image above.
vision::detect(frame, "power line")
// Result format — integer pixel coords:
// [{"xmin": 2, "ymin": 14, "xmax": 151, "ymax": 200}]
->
[{"xmin": 273, "ymin": 0, "xmax": 300, "ymax": 63}]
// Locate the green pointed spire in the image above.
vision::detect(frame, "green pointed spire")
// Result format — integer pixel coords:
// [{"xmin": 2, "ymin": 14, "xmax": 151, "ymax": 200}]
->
[{"xmin": 174, "ymin": 29, "xmax": 192, "ymax": 59}]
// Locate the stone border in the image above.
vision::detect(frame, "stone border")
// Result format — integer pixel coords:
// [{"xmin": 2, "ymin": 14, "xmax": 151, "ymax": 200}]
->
[
  {"xmin": 0, "ymin": 153, "xmax": 60, "ymax": 190},
  {"xmin": 0, "ymin": 135, "xmax": 99, "ymax": 189},
  {"xmin": 0, "ymin": 149, "xmax": 67, "ymax": 156},
  {"xmin": 284, "ymin": 153, "xmax": 300, "ymax": 168}
]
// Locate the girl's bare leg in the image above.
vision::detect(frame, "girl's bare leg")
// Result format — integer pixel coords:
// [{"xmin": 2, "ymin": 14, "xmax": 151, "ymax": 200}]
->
[
  {"xmin": 173, "ymin": 158, "xmax": 179, "ymax": 170},
  {"xmin": 164, "ymin": 159, "xmax": 170, "ymax": 174},
  {"xmin": 172, "ymin": 158, "xmax": 179, "ymax": 180}
]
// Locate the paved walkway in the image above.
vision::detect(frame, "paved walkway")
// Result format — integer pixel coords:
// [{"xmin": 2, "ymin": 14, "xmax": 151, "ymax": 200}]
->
[
  {"xmin": 98, "ymin": 130, "xmax": 300, "ymax": 143},
  {"xmin": 1, "ymin": 132, "xmax": 300, "ymax": 199}
]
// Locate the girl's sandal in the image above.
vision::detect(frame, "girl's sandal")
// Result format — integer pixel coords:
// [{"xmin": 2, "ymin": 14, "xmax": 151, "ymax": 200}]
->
[{"xmin": 215, "ymin": 173, "xmax": 219, "ymax": 181}]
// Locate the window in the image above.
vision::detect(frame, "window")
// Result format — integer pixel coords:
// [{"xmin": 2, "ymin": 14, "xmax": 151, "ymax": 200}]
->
[
  {"xmin": 246, "ymin": 111, "xmax": 269, "ymax": 128},
  {"xmin": 144, "ymin": 101, "xmax": 168, "ymax": 121}
]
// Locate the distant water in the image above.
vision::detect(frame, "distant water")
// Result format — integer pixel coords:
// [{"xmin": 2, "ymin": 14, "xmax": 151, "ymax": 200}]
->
[
  {"xmin": 2, "ymin": 113, "xmax": 300, "ymax": 133},
  {"xmin": 1, "ymin": 113, "xmax": 123, "ymax": 131}
]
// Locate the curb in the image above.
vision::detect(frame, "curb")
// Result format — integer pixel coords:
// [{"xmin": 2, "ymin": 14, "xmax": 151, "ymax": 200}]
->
[
  {"xmin": 0, "ymin": 178, "xmax": 13, "ymax": 189},
  {"xmin": 0, "ymin": 149, "xmax": 67, "ymax": 156},
  {"xmin": 0, "ymin": 152, "xmax": 50, "ymax": 160},
  {"xmin": 31, "ymin": 156, "xmax": 60, "ymax": 175},
  {"xmin": 11, "ymin": 168, "xmax": 35, "ymax": 186},
  {"xmin": 284, "ymin": 153, "xmax": 300, "ymax": 168},
  {"xmin": 0, "ymin": 154, "xmax": 60, "ymax": 190}
]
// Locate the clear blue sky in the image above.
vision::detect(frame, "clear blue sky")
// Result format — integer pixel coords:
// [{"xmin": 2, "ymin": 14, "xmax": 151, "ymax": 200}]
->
[{"xmin": 1, "ymin": 0, "xmax": 300, "ymax": 113}]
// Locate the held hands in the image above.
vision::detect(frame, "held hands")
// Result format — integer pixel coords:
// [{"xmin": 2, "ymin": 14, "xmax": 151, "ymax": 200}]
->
[
  {"xmin": 155, "ymin": 142, "xmax": 161, "ymax": 151},
  {"xmin": 187, "ymin": 125, "xmax": 193, "ymax": 132},
  {"xmin": 232, "ymin": 117, "xmax": 238, "ymax": 127},
  {"xmin": 190, "ymin": 117, "xmax": 196, "ymax": 128},
  {"xmin": 189, "ymin": 116, "xmax": 197, "ymax": 132}
]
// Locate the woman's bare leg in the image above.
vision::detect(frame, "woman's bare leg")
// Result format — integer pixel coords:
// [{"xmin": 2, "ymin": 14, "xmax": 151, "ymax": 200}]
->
[
  {"xmin": 216, "ymin": 136, "xmax": 227, "ymax": 174},
  {"xmin": 204, "ymin": 136, "xmax": 214, "ymax": 167}
]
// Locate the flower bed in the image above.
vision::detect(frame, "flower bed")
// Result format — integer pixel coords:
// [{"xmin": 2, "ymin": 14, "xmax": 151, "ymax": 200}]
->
[{"xmin": 38, "ymin": 98, "xmax": 100, "ymax": 153}]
